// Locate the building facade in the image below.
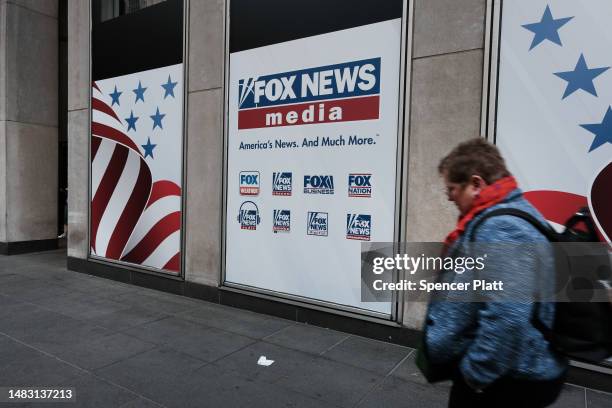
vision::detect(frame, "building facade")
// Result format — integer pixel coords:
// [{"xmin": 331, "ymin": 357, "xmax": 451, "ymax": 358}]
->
[{"xmin": 1, "ymin": 0, "xmax": 610, "ymax": 389}]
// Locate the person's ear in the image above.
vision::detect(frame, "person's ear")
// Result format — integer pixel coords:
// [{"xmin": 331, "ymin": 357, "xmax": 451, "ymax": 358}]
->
[{"xmin": 470, "ymin": 175, "xmax": 487, "ymax": 192}]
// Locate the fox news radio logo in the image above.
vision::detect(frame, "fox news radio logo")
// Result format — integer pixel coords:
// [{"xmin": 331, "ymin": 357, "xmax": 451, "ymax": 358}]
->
[
  {"xmin": 237, "ymin": 58, "xmax": 381, "ymax": 129},
  {"xmin": 307, "ymin": 212, "xmax": 328, "ymax": 236},
  {"xmin": 346, "ymin": 214, "xmax": 371, "ymax": 241},
  {"xmin": 272, "ymin": 172, "xmax": 292, "ymax": 196},
  {"xmin": 304, "ymin": 175, "xmax": 334, "ymax": 195},
  {"xmin": 348, "ymin": 173, "xmax": 372, "ymax": 197},
  {"xmin": 239, "ymin": 171, "xmax": 260, "ymax": 196},
  {"xmin": 273, "ymin": 210, "xmax": 291, "ymax": 233},
  {"xmin": 237, "ymin": 201, "xmax": 260, "ymax": 230}
]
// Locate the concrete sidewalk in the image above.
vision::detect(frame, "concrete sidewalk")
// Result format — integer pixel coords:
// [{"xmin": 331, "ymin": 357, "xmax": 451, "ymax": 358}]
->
[{"xmin": 0, "ymin": 251, "xmax": 610, "ymax": 408}]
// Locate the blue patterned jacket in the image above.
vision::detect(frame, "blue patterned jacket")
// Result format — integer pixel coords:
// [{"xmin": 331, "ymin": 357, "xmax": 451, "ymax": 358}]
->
[{"xmin": 425, "ymin": 189, "xmax": 568, "ymax": 388}]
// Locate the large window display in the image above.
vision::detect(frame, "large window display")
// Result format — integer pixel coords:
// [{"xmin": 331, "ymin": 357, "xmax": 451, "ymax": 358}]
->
[
  {"xmin": 493, "ymin": 0, "xmax": 612, "ymax": 368},
  {"xmin": 224, "ymin": 0, "xmax": 406, "ymax": 315},
  {"xmin": 90, "ymin": 0, "xmax": 185, "ymax": 275},
  {"xmin": 494, "ymin": 0, "xmax": 611, "ymax": 243}
]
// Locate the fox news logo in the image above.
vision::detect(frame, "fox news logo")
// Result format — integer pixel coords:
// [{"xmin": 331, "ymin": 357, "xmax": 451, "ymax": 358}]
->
[
  {"xmin": 272, "ymin": 172, "xmax": 292, "ymax": 196},
  {"xmin": 307, "ymin": 212, "xmax": 328, "ymax": 236},
  {"xmin": 304, "ymin": 175, "xmax": 334, "ymax": 195},
  {"xmin": 348, "ymin": 173, "xmax": 372, "ymax": 197},
  {"xmin": 239, "ymin": 171, "xmax": 260, "ymax": 195},
  {"xmin": 237, "ymin": 201, "xmax": 260, "ymax": 230},
  {"xmin": 237, "ymin": 58, "xmax": 381, "ymax": 129},
  {"xmin": 273, "ymin": 210, "xmax": 291, "ymax": 233},
  {"xmin": 346, "ymin": 214, "xmax": 371, "ymax": 241}
]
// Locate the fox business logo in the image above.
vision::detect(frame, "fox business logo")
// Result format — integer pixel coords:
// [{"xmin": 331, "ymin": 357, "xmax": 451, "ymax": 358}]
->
[
  {"xmin": 307, "ymin": 212, "xmax": 328, "ymax": 236},
  {"xmin": 272, "ymin": 172, "xmax": 292, "ymax": 196},
  {"xmin": 239, "ymin": 171, "xmax": 260, "ymax": 195},
  {"xmin": 346, "ymin": 214, "xmax": 371, "ymax": 241},
  {"xmin": 304, "ymin": 175, "xmax": 334, "ymax": 195},
  {"xmin": 237, "ymin": 58, "xmax": 381, "ymax": 129},
  {"xmin": 273, "ymin": 210, "xmax": 291, "ymax": 233},
  {"xmin": 237, "ymin": 201, "xmax": 260, "ymax": 230},
  {"xmin": 348, "ymin": 173, "xmax": 372, "ymax": 197}
]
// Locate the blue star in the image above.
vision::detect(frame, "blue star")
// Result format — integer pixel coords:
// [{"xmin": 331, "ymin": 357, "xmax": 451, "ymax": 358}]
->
[
  {"xmin": 125, "ymin": 110, "xmax": 139, "ymax": 132},
  {"xmin": 133, "ymin": 80, "xmax": 147, "ymax": 103},
  {"xmin": 580, "ymin": 106, "xmax": 612, "ymax": 152},
  {"xmin": 109, "ymin": 85, "xmax": 122, "ymax": 106},
  {"xmin": 141, "ymin": 137, "xmax": 157, "ymax": 159},
  {"xmin": 150, "ymin": 107, "xmax": 166, "ymax": 130},
  {"xmin": 522, "ymin": 5, "xmax": 573, "ymax": 50},
  {"xmin": 161, "ymin": 75, "xmax": 178, "ymax": 99},
  {"xmin": 554, "ymin": 54, "xmax": 609, "ymax": 99}
]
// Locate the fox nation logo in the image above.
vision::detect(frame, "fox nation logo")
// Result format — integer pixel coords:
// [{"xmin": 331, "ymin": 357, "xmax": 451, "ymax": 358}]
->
[
  {"xmin": 304, "ymin": 175, "xmax": 334, "ymax": 195},
  {"xmin": 272, "ymin": 172, "xmax": 292, "ymax": 196},
  {"xmin": 346, "ymin": 214, "xmax": 371, "ymax": 241},
  {"xmin": 348, "ymin": 173, "xmax": 372, "ymax": 197},
  {"xmin": 273, "ymin": 210, "xmax": 291, "ymax": 233},
  {"xmin": 237, "ymin": 201, "xmax": 260, "ymax": 230},
  {"xmin": 239, "ymin": 171, "xmax": 260, "ymax": 196},
  {"xmin": 237, "ymin": 58, "xmax": 381, "ymax": 129},
  {"xmin": 307, "ymin": 212, "xmax": 328, "ymax": 236}
]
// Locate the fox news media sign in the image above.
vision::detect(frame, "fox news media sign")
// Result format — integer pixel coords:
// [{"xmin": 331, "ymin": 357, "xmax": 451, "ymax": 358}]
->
[{"xmin": 225, "ymin": 14, "xmax": 403, "ymax": 315}]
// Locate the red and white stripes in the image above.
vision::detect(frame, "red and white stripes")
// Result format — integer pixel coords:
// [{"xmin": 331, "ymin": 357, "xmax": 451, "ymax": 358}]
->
[{"xmin": 91, "ymin": 82, "xmax": 181, "ymax": 273}]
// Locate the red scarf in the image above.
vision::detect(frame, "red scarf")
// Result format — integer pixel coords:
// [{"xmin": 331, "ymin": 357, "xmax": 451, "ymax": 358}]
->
[{"xmin": 443, "ymin": 176, "xmax": 518, "ymax": 250}]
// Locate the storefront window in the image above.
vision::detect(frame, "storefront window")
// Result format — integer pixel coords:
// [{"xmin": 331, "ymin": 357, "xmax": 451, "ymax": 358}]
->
[{"xmin": 96, "ymin": 0, "xmax": 167, "ymax": 23}]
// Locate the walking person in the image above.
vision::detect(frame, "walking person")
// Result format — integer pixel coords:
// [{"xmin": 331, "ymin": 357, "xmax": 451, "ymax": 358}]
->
[{"xmin": 421, "ymin": 138, "xmax": 568, "ymax": 407}]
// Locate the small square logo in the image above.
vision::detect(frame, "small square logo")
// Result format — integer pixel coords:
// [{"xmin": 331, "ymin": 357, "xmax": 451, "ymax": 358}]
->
[
  {"xmin": 304, "ymin": 175, "xmax": 334, "ymax": 194},
  {"xmin": 237, "ymin": 201, "xmax": 260, "ymax": 230},
  {"xmin": 239, "ymin": 171, "xmax": 260, "ymax": 196},
  {"xmin": 273, "ymin": 209, "xmax": 291, "ymax": 233},
  {"xmin": 272, "ymin": 172, "xmax": 292, "ymax": 196},
  {"xmin": 346, "ymin": 214, "xmax": 371, "ymax": 241},
  {"xmin": 348, "ymin": 173, "xmax": 372, "ymax": 197},
  {"xmin": 307, "ymin": 212, "xmax": 328, "ymax": 236}
]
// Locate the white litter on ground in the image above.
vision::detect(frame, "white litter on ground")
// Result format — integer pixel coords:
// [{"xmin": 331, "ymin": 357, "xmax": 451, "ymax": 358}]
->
[{"xmin": 257, "ymin": 356, "xmax": 275, "ymax": 366}]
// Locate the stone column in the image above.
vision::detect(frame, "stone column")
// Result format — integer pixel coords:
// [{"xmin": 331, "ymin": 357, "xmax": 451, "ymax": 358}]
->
[
  {"xmin": 0, "ymin": 0, "xmax": 59, "ymax": 254},
  {"xmin": 184, "ymin": 0, "xmax": 225, "ymax": 288},
  {"xmin": 66, "ymin": 0, "xmax": 90, "ymax": 260},
  {"xmin": 401, "ymin": 0, "xmax": 487, "ymax": 328}
]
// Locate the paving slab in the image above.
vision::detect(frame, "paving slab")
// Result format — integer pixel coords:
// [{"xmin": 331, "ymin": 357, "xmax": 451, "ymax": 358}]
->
[
  {"xmin": 50, "ymin": 332, "xmax": 157, "ymax": 371},
  {"xmin": 94, "ymin": 347, "xmax": 207, "ymax": 401},
  {"xmin": 144, "ymin": 363, "xmax": 341, "ymax": 408},
  {"xmin": 322, "ymin": 335, "xmax": 412, "ymax": 376},
  {"xmin": 124, "ymin": 316, "xmax": 255, "ymax": 362},
  {"xmin": 83, "ymin": 306, "xmax": 170, "ymax": 332},
  {"xmin": 217, "ymin": 341, "xmax": 382, "ymax": 408},
  {"xmin": 178, "ymin": 303, "xmax": 293, "ymax": 339},
  {"xmin": 551, "ymin": 384, "xmax": 587, "ymax": 408},
  {"xmin": 37, "ymin": 373, "xmax": 139, "ymax": 408},
  {"xmin": 357, "ymin": 376, "xmax": 449, "ymax": 408},
  {"xmin": 265, "ymin": 324, "xmax": 349, "ymax": 355},
  {"xmin": 586, "ymin": 389, "xmax": 612, "ymax": 408}
]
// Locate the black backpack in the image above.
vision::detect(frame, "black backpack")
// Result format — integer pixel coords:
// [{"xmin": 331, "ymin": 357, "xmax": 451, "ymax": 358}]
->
[{"xmin": 469, "ymin": 207, "xmax": 612, "ymax": 364}]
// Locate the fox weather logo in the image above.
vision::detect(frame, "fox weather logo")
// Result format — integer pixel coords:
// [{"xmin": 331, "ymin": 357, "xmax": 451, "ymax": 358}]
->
[
  {"xmin": 239, "ymin": 171, "xmax": 260, "ymax": 196},
  {"xmin": 237, "ymin": 201, "xmax": 260, "ymax": 230},
  {"xmin": 346, "ymin": 214, "xmax": 371, "ymax": 241},
  {"xmin": 272, "ymin": 172, "xmax": 292, "ymax": 196},
  {"xmin": 273, "ymin": 210, "xmax": 291, "ymax": 233},
  {"xmin": 348, "ymin": 173, "xmax": 372, "ymax": 197},
  {"xmin": 304, "ymin": 175, "xmax": 334, "ymax": 195},
  {"xmin": 307, "ymin": 212, "xmax": 328, "ymax": 236}
]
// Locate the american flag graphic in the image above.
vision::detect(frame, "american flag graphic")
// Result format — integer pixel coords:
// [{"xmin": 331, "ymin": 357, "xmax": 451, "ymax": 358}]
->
[
  {"xmin": 90, "ymin": 64, "xmax": 183, "ymax": 273},
  {"xmin": 497, "ymin": 1, "xmax": 612, "ymax": 242}
]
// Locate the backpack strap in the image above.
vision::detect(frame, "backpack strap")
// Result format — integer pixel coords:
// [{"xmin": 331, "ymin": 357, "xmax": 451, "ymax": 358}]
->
[
  {"xmin": 468, "ymin": 208, "xmax": 558, "ymax": 243},
  {"xmin": 466, "ymin": 207, "xmax": 558, "ymax": 345}
]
